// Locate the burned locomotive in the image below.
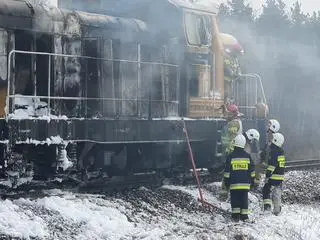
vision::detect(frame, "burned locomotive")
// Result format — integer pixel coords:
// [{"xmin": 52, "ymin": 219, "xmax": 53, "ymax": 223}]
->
[{"xmin": 0, "ymin": 0, "xmax": 266, "ymax": 189}]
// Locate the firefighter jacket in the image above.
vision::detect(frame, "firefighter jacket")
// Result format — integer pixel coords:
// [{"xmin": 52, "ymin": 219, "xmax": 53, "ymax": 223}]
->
[
  {"xmin": 265, "ymin": 143, "xmax": 285, "ymax": 185},
  {"xmin": 223, "ymin": 147, "xmax": 255, "ymax": 190},
  {"xmin": 221, "ymin": 118, "xmax": 243, "ymax": 155},
  {"xmin": 260, "ymin": 140, "xmax": 271, "ymax": 165},
  {"xmin": 224, "ymin": 57, "xmax": 241, "ymax": 82}
]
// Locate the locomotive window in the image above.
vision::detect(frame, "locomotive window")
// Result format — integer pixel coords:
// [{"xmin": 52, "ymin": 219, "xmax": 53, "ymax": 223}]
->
[{"xmin": 184, "ymin": 12, "xmax": 211, "ymax": 46}]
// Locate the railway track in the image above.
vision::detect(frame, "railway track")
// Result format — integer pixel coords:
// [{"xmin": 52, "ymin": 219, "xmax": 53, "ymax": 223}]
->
[{"xmin": 286, "ymin": 159, "xmax": 320, "ymax": 171}]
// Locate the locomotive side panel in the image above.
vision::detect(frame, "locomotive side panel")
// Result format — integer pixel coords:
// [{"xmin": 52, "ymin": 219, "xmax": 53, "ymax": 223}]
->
[{"xmin": 0, "ymin": 1, "xmax": 229, "ymax": 188}]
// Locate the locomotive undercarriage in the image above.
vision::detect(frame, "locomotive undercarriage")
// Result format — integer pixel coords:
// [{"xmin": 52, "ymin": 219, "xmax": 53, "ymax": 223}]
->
[{"xmin": 0, "ymin": 119, "xmax": 225, "ymax": 193}]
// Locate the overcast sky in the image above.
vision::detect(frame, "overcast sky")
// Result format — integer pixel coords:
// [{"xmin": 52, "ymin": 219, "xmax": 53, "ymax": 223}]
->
[
  {"xmin": 225, "ymin": 0, "xmax": 320, "ymax": 14},
  {"xmin": 252, "ymin": 0, "xmax": 320, "ymax": 14},
  {"xmin": 49, "ymin": 0, "xmax": 320, "ymax": 14}
]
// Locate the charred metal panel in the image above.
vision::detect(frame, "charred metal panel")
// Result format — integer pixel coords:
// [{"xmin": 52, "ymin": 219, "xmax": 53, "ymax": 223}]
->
[
  {"xmin": 139, "ymin": 44, "xmax": 179, "ymax": 118},
  {"xmin": 77, "ymin": 11, "xmax": 147, "ymax": 32},
  {"xmin": 81, "ymin": 37, "xmax": 100, "ymax": 117},
  {"xmin": 0, "ymin": 29, "xmax": 8, "ymax": 82},
  {"xmin": 31, "ymin": 4, "xmax": 65, "ymax": 34},
  {"xmin": 100, "ymin": 39, "xmax": 116, "ymax": 116},
  {"xmin": 61, "ymin": 13, "xmax": 82, "ymax": 116},
  {"xmin": 0, "ymin": 1, "xmax": 149, "ymax": 38},
  {"xmin": 7, "ymin": 119, "xmax": 221, "ymax": 143},
  {"xmin": 0, "ymin": 0, "xmax": 33, "ymax": 30},
  {"xmin": 77, "ymin": 10, "xmax": 149, "ymax": 42},
  {"xmin": 14, "ymin": 31, "xmax": 33, "ymax": 95},
  {"xmin": 6, "ymin": 31, "xmax": 14, "ymax": 117},
  {"xmin": 0, "ymin": 0, "xmax": 34, "ymax": 17},
  {"xmin": 62, "ymin": 38, "xmax": 82, "ymax": 115},
  {"xmin": 52, "ymin": 12, "xmax": 82, "ymax": 116},
  {"xmin": 53, "ymin": 36, "xmax": 63, "ymax": 115},
  {"xmin": 120, "ymin": 43, "xmax": 138, "ymax": 116}
]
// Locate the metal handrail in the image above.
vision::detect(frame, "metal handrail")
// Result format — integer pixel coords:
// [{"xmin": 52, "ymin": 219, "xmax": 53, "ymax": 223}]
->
[
  {"xmin": 8, "ymin": 95, "xmax": 179, "ymax": 104},
  {"xmin": 245, "ymin": 73, "xmax": 267, "ymax": 104},
  {"xmin": 7, "ymin": 50, "xmax": 179, "ymax": 67},
  {"xmin": 233, "ymin": 73, "xmax": 267, "ymax": 116},
  {"xmin": 6, "ymin": 50, "xmax": 180, "ymax": 119}
]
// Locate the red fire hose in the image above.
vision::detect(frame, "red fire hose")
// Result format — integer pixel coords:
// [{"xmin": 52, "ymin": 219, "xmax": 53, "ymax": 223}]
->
[{"xmin": 182, "ymin": 119, "xmax": 218, "ymax": 210}]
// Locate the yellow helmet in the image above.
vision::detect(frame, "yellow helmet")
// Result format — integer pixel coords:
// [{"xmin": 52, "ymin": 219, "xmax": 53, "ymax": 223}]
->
[{"xmin": 219, "ymin": 33, "xmax": 244, "ymax": 56}]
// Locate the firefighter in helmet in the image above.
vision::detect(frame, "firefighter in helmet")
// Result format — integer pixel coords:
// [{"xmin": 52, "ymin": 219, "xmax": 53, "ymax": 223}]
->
[
  {"xmin": 221, "ymin": 103, "xmax": 243, "ymax": 156},
  {"xmin": 263, "ymin": 132, "xmax": 285, "ymax": 215},
  {"xmin": 244, "ymin": 129, "xmax": 261, "ymax": 186},
  {"xmin": 219, "ymin": 103, "xmax": 244, "ymax": 201},
  {"xmin": 261, "ymin": 119, "xmax": 281, "ymax": 163},
  {"xmin": 257, "ymin": 119, "xmax": 281, "ymax": 187},
  {"xmin": 244, "ymin": 129, "xmax": 260, "ymax": 154},
  {"xmin": 224, "ymin": 134, "xmax": 255, "ymax": 221},
  {"xmin": 220, "ymin": 33, "xmax": 244, "ymax": 99}
]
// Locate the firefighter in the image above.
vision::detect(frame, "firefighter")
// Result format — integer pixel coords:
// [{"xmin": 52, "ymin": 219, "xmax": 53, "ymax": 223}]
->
[
  {"xmin": 260, "ymin": 119, "xmax": 281, "ymax": 164},
  {"xmin": 244, "ymin": 129, "xmax": 260, "ymax": 154},
  {"xmin": 244, "ymin": 129, "xmax": 261, "ymax": 187},
  {"xmin": 220, "ymin": 33, "xmax": 244, "ymax": 99},
  {"xmin": 255, "ymin": 97, "xmax": 269, "ymax": 145},
  {"xmin": 255, "ymin": 97, "xmax": 269, "ymax": 119},
  {"xmin": 219, "ymin": 103, "xmax": 244, "ymax": 201},
  {"xmin": 257, "ymin": 119, "xmax": 280, "ymax": 185},
  {"xmin": 262, "ymin": 132, "xmax": 285, "ymax": 215},
  {"xmin": 267, "ymin": 119, "xmax": 280, "ymax": 142},
  {"xmin": 222, "ymin": 103, "xmax": 243, "ymax": 155},
  {"xmin": 224, "ymin": 134, "xmax": 255, "ymax": 222}
]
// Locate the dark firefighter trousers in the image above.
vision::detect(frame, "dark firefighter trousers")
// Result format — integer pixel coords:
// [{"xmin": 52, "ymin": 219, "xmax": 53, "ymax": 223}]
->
[
  {"xmin": 263, "ymin": 182, "xmax": 282, "ymax": 215},
  {"xmin": 230, "ymin": 190, "xmax": 249, "ymax": 220}
]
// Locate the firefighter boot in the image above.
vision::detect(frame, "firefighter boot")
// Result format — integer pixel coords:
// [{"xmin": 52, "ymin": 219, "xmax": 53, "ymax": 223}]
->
[
  {"xmin": 272, "ymin": 185, "xmax": 282, "ymax": 216},
  {"xmin": 231, "ymin": 213, "xmax": 240, "ymax": 222},
  {"xmin": 240, "ymin": 214, "xmax": 249, "ymax": 221},
  {"xmin": 263, "ymin": 204, "xmax": 271, "ymax": 211}
]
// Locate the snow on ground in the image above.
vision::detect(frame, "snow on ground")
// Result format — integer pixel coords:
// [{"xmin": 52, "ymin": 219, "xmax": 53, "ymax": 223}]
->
[{"xmin": 0, "ymin": 170, "xmax": 319, "ymax": 240}]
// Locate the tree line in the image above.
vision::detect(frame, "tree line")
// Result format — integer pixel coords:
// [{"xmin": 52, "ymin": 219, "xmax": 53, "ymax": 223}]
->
[{"xmin": 218, "ymin": 0, "xmax": 320, "ymax": 159}]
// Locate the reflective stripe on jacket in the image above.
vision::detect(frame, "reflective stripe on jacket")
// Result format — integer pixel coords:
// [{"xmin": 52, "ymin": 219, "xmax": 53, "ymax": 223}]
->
[
  {"xmin": 266, "ymin": 144, "xmax": 285, "ymax": 185},
  {"xmin": 224, "ymin": 148, "xmax": 255, "ymax": 191}
]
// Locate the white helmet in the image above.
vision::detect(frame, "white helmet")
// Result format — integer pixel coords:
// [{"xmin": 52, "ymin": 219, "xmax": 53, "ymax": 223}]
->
[
  {"xmin": 246, "ymin": 129, "xmax": 260, "ymax": 141},
  {"xmin": 272, "ymin": 133, "xmax": 284, "ymax": 147},
  {"xmin": 269, "ymin": 119, "xmax": 280, "ymax": 133},
  {"xmin": 234, "ymin": 134, "xmax": 246, "ymax": 148}
]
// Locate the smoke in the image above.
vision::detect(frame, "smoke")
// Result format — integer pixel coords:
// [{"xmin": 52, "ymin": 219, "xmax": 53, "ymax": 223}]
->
[
  {"xmin": 53, "ymin": 1, "xmax": 182, "ymax": 119},
  {"xmin": 219, "ymin": 18, "xmax": 320, "ymax": 159},
  {"xmin": 52, "ymin": 0, "xmax": 320, "ymax": 158}
]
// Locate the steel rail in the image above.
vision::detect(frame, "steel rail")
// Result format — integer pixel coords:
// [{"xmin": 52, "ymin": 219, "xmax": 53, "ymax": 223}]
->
[{"xmin": 286, "ymin": 159, "xmax": 320, "ymax": 170}]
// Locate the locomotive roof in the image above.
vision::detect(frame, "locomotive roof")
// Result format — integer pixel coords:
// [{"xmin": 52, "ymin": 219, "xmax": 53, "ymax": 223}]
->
[
  {"xmin": 169, "ymin": 0, "xmax": 219, "ymax": 14},
  {"xmin": 100, "ymin": 0, "xmax": 219, "ymax": 15},
  {"xmin": 0, "ymin": 0, "xmax": 148, "ymax": 34}
]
